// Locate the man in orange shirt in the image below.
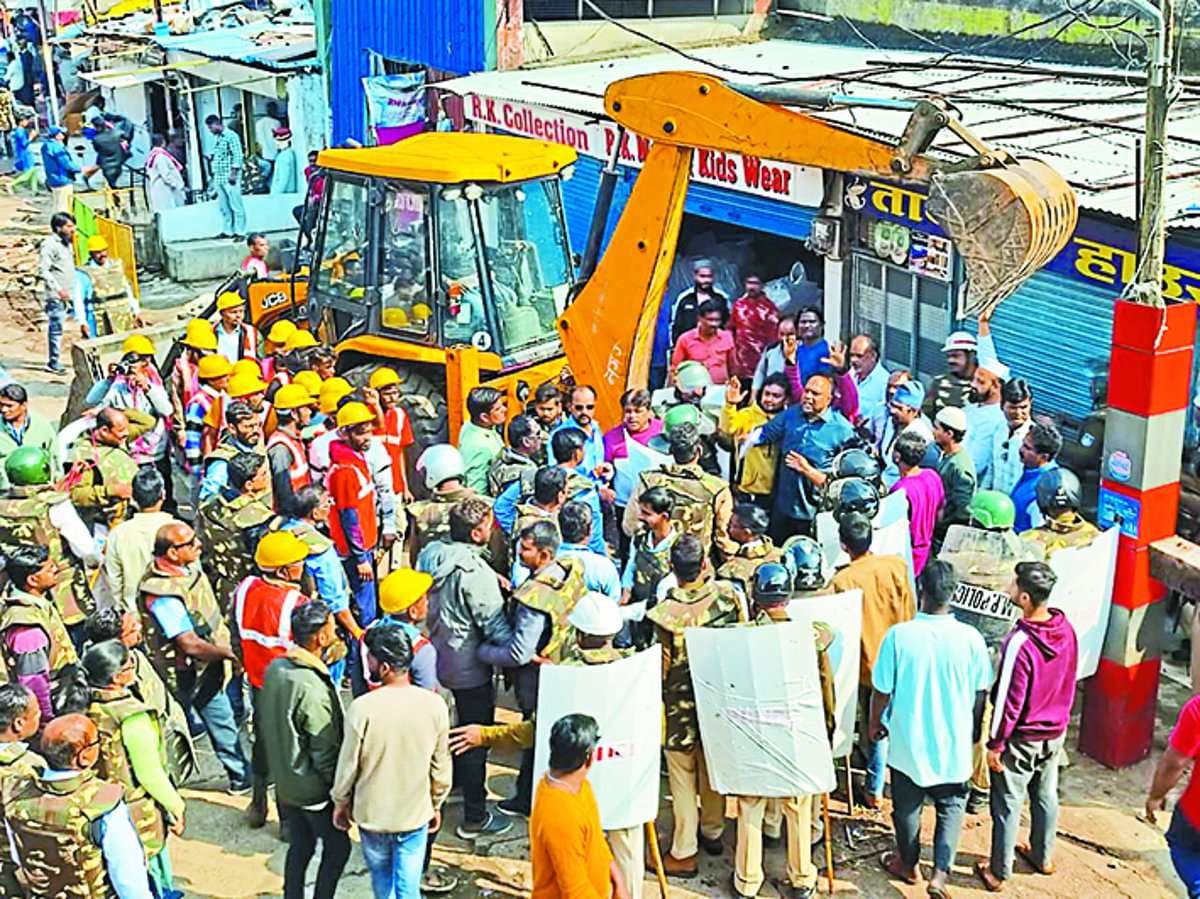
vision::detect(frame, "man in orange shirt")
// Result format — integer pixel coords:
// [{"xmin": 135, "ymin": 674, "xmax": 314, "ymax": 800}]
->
[{"xmin": 530, "ymin": 714, "xmax": 629, "ymax": 899}]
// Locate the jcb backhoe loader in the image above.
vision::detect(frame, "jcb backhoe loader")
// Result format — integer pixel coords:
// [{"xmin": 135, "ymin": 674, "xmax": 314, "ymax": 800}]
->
[{"xmin": 246, "ymin": 70, "xmax": 1077, "ymax": 456}]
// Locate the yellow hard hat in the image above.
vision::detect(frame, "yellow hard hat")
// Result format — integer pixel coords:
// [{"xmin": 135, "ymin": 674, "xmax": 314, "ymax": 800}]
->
[
  {"xmin": 411, "ymin": 303, "xmax": 432, "ymax": 322},
  {"xmin": 197, "ymin": 354, "xmax": 233, "ymax": 380},
  {"xmin": 227, "ymin": 372, "xmax": 269, "ymax": 398},
  {"xmin": 216, "ymin": 291, "xmax": 245, "ymax": 311},
  {"xmin": 336, "ymin": 401, "xmax": 374, "ymax": 429},
  {"xmin": 369, "ymin": 367, "xmax": 401, "ymax": 390},
  {"xmin": 86, "ymin": 235, "xmax": 108, "ymax": 254},
  {"xmin": 378, "ymin": 568, "xmax": 433, "ymax": 615},
  {"xmin": 182, "ymin": 319, "xmax": 218, "ymax": 351},
  {"xmin": 231, "ymin": 358, "xmax": 262, "ymax": 380},
  {"xmin": 284, "ymin": 329, "xmax": 318, "ymax": 352},
  {"xmin": 274, "ymin": 383, "xmax": 316, "ymax": 411},
  {"xmin": 121, "ymin": 334, "xmax": 154, "ymax": 357},
  {"xmin": 293, "ymin": 370, "xmax": 322, "ymax": 397},
  {"xmin": 254, "ymin": 531, "xmax": 310, "ymax": 569},
  {"xmin": 381, "ymin": 307, "xmax": 410, "ymax": 328},
  {"xmin": 266, "ymin": 319, "xmax": 298, "ymax": 345},
  {"xmin": 318, "ymin": 377, "xmax": 353, "ymax": 414}
]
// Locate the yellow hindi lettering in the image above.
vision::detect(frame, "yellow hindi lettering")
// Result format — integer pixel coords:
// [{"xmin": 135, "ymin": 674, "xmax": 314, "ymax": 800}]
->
[
  {"xmin": 1162, "ymin": 263, "xmax": 1200, "ymax": 302},
  {"xmin": 869, "ymin": 182, "xmax": 926, "ymax": 223},
  {"xmin": 1073, "ymin": 237, "xmax": 1136, "ymax": 286}
]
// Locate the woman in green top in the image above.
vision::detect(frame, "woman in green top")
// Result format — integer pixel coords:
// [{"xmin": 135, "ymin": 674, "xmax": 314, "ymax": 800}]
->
[{"xmin": 62, "ymin": 640, "xmax": 187, "ymax": 897}]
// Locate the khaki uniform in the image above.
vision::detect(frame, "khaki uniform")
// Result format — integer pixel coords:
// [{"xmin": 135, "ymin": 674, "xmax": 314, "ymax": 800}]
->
[
  {"xmin": 623, "ymin": 462, "xmax": 737, "ymax": 561},
  {"xmin": 87, "ymin": 687, "xmax": 169, "ymax": 858},
  {"xmin": 513, "ymin": 559, "xmax": 589, "ymax": 666},
  {"xmin": 0, "ymin": 742, "xmax": 46, "ymax": 897},
  {"xmin": 0, "ymin": 589, "xmax": 78, "ymax": 695},
  {"xmin": 647, "ymin": 577, "xmax": 742, "ymax": 860},
  {"xmin": 138, "ymin": 563, "xmax": 231, "ymax": 699},
  {"xmin": 0, "ymin": 485, "xmax": 92, "ymax": 625},
  {"xmin": 83, "ymin": 260, "xmax": 138, "ymax": 338},
  {"xmin": 487, "ymin": 448, "xmax": 537, "ymax": 498},
  {"xmin": 5, "ymin": 768, "xmax": 127, "ymax": 898},
  {"xmin": 407, "ymin": 484, "xmax": 480, "ymax": 560},
  {"xmin": 130, "ymin": 648, "xmax": 197, "ymax": 786},
  {"xmin": 1025, "ymin": 512, "xmax": 1101, "ymax": 557},
  {"xmin": 197, "ymin": 491, "xmax": 273, "ymax": 611},
  {"xmin": 733, "ymin": 606, "xmax": 832, "ymax": 897},
  {"xmin": 717, "ymin": 537, "xmax": 781, "ymax": 618},
  {"xmin": 67, "ymin": 427, "xmax": 147, "ymax": 530}
]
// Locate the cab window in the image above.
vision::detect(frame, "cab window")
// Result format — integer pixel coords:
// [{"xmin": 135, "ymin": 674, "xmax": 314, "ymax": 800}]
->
[{"xmin": 380, "ymin": 186, "xmax": 433, "ymax": 340}]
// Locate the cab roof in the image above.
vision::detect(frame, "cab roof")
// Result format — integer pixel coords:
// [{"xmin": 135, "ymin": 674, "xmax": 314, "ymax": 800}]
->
[{"xmin": 317, "ymin": 133, "xmax": 577, "ymax": 184}]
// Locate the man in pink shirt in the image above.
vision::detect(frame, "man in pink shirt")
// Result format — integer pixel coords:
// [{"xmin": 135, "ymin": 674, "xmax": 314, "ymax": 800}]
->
[
  {"xmin": 888, "ymin": 430, "xmax": 944, "ymax": 575},
  {"xmin": 729, "ymin": 274, "xmax": 779, "ymax": 382},
  {"xmin": 671, "ymin": 299, "xmax": 735, "ymax": 385}
]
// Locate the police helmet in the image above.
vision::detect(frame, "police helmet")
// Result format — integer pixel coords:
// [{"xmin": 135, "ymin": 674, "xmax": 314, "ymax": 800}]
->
[
  {"xmin": 752, "ymin": 562, "xmax": 792, "ymax": 605},
  {"xmin": 1036, "ymin": 467, "xmax": 1082, "ymax": 516},
  {"xmin": 782, "ymin": 535, "xmax": 827, "ymax": 591},
  {"xmin": 5, "ymin": 447, "xmax": 51, "ymax": 487},
  {"xmin": 968, "ymin": 490, "xmax": 1016, "ymax": 531},
  {"xmin": 830, "ymin": 477, "xmax": 879, "ymax": 523},
  {"xmin": 833, "ymin": 448, "xmax": 881, "ymax": 487}
]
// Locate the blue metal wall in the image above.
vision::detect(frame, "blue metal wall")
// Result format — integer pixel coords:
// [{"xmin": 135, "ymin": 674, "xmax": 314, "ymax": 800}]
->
[
  {"xmin": 987, "ymin": 268, "xmax": 1115, "ymax": 422},
  {"xmin": 328, "ymin": 0, "xmax": 487, "ymax": 144}
]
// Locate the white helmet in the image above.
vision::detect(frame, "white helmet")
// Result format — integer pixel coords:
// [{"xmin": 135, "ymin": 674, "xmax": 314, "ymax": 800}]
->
[
  {"xmin": 567, "ymin": 592, "xmax": 623, "ymax": 638},
  {"xmin": 417, "ymin": 444, "xmax": 465, "ymax": 490}
]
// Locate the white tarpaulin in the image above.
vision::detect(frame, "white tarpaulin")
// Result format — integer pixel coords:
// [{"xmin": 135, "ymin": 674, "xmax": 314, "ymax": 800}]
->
[
  {"xmin": 788, "ymin": 589, "xmax": 863, "ymax": 759},
  {"xmin": 1045, "ymin": 527, "xmax": 1119, "ymax": 679},
  {"xmin": 533, "ymin": 648, "xmax": 662, "ymax": 830},
  {"xmin": 613, "ymin": 438, "xmax": 671, "ymax": 507},
  {"xmin": 687, "ymin": 623, "xmax": 837, "ymax": 798}
]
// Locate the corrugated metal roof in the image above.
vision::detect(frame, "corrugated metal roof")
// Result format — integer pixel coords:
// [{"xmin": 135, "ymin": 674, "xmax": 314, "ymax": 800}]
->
[
  {"xmin": 438, "ymin": 40, "xmax": 1200, "ymax": 226},
  {"xmin": 153, "ymin": 22, "xmax": 315, "ymax": 71}
]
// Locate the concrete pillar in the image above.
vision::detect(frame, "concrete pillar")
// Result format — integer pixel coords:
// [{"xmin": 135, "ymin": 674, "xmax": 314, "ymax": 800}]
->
[{"xmin": 1079, "ymin": 298, "xmax": 1197, "ymax": 768}]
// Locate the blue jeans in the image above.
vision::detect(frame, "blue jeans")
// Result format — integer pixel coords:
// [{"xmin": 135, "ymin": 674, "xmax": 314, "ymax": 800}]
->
[
  {"xmin": 196, "ymin": 685, "xmax": 250, "ymax": 788},
  {"xmin": 858, "ymin": 686, "xmax": 888, "ymax": 799},
  {"xmin": 45, "ymin": 298, "xmax": 63, "ymax": 368},
  {"xmin": 360, "ymin": 826, "xmax": 428, "ymax": 899},
  {"xmin": 1169, "ymin": 809, "xmax": 1200, "ymax": 898},
  {"xmin": 215, "ymin": 179, "xmax": 246, "ymax": 234},
  {"xmin": 889, "ymin": 768, "xmax": 968, "ymax": 875},
  {"xmin": 988, "ymin": 736, "xmax": 1063, "ymax": 880}
]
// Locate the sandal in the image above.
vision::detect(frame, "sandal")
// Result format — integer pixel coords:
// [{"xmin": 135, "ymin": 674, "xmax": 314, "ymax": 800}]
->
[
  {"xmin": 1015, "ymin": 843, "xmax": 1055, "ymax": 875},
  {"xmin": 879, "ymin": 850, "xmax": 919, "ymax": 885},
  {"xmin": 927, "ymin": 883, "xmax": 952, "ymax": 898},
  {"xmin": 974, "ymin": 860, "xmax": 1005, "ymax": 892}
]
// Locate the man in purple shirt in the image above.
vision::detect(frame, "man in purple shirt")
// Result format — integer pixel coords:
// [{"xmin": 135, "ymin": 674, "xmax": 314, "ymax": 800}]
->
[{"xmin": 888, "ymin": 431, "xmax": 945, "ymax": 576}]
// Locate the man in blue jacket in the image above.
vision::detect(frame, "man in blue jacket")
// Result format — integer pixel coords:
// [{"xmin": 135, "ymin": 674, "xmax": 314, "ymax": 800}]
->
[{"xmin": 41, "ymin": 126, "xmax": 79, "ymax": 214}]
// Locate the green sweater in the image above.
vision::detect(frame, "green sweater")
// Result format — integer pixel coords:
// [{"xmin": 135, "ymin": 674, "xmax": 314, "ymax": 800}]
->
[{"xmin": 257, "ymin": 648, "xmax": 345, "ymax": 808}]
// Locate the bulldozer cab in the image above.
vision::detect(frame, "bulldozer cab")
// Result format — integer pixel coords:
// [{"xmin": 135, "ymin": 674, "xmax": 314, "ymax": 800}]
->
[{"xmin": 305, "ymin": 133, "xmax": 578, "ymax": 371}]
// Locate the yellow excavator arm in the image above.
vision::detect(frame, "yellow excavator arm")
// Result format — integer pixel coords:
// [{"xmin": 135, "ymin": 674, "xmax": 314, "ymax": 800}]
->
[{"xmin": 558, "ymin": 71, "xmax": 1078, "ymax": 428}]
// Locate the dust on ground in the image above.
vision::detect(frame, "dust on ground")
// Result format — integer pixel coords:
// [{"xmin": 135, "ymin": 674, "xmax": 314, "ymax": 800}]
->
[{"xmin": 0, "ymin": 187, "xmax": 1188, "ymax": 899}]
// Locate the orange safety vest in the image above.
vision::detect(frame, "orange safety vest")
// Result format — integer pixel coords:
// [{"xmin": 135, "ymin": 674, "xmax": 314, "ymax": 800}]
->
[
  {"xmin": 375, "ymin": 406, "xmax": 411, "ymax": 495},
  {"xmin": 233, "ymin": 576, "xmax": 307, "ymax": 688},
  {"xmin": 327, "ymin": 441, "xmax": 378, "ymax": 556},
  {"xmin": 266, "ymin": 429, "xmax": 311, "ymax": 496}
]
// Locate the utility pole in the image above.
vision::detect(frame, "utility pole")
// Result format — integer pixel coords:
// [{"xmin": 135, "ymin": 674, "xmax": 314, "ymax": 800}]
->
[{"xmin": 1131, "ymin": 0, "xmax": 1172, "ymax": 306}]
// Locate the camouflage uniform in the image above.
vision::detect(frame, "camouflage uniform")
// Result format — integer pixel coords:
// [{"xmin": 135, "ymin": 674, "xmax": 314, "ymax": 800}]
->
[
  {"xmin": 0, "ymin": 589, "xmax": 78, "ymax": 693},
  {"xmin": 0, "ymin": 485, "xmax": 92, "ymax": 625},
  {"xmin": 628, "ymin": 529, "xmax": 677, "ymax": 606},
  {"xmin": 0, "ymin": 742, "xmax": 46, "ymax": 897},
  {"xmin": 84, "ymin": 261, "xmax": 138, "ymax": 338},
  {"xmin": 1024, "ymin": 512, "xmax": 1101, "ymax": 558},
  {"xmin": 4, "ymin": 768, "xmax": 127, "ymax": 898},
  {"xmin": 138, "ymin": 563, "xmax": 231, "ymax": 699},
  {"xmin": 923, "ymin": 372, "xmax": 973, "ymax": 419},
  {"xmin": 67, "ymin": 440, "xmax": 141, "ymax": 531},
  {"xmin": 87, "ymin": 687, "xmax": 168, "ymax": 858},
  {"xmin": 130, "ymin": 649, "xmax": 197, "ymax": 787},
  {"xmin": 406, "ymin": 485, "xmax": 480, "ymax": 559},
  {"xmin": 487, "ymin": 448, "xmax": 537, "ymax": 498},
  {"xmin": 513, "ymin": 559, "xmax": 589, "ymax": 666},
  {"xmin": 717, "ymin": 537, "xmax": 782, "ymax": 613},
  {"xmin": 197, "ymin": 491, "xmax": 273, "ymax": 611},
  {"xmin": 201, "ymin": 439, "xmax": 273, "ymax": 507},
  {"xmin": 625, "ymin": 463, "xmax": 737, "ymax": 561},
  {"xmin": 648, "ymin": 575, "xmax": 742, "ymax": 861}
]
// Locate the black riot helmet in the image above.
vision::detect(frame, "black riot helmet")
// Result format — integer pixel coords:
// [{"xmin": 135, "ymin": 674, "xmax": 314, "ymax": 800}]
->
[
  {"xmin": 1036, "ymin": 467, "xmax": 1082, "ymax": 516},
  {"xmin": 830, "ymin": 477, "xmax": 880, "ymax": 523},
  {"xmin": 782, "ymin": 535, "xmax": 827, "ymax": 591},
  {"xmin": 832, "ymin": 448, "xmax": 881, "ymax": 489},
  {"xmin": 752, "ymin": 562, "xmax": 792, "ymax": 606}
]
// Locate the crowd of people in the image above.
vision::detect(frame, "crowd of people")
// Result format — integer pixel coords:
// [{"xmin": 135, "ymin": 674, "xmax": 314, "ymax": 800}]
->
[{"xmin": 0, "ymin": 230, "xmax": 1159, "ymax": 899}]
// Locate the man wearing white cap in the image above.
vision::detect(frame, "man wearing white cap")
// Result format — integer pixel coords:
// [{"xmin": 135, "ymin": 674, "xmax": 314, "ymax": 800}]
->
[
  {"xmin": 964, "ymin": 356, "xmax": 1009, "ymax": 488},
  {"xmin": 933, "ymin": 406, "xmax": 976, "ymax": 546},
  {"xmin": 446, "ymin": 592, "xmax": 646, "ymax": 898},
  {"xmin": 924, "ymin": 331, "xmax": 979, "ymax": 419}
]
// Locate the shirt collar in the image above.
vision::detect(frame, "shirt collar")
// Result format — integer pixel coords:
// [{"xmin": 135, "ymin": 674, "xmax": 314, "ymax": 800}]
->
[{"xmin": 287, "ymin": 645, "xmax": 330, "ymax": 676}]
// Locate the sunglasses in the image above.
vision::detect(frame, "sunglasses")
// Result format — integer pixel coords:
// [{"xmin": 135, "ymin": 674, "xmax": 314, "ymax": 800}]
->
[
  {"xmin": 171, "ymin": 536, "xmax": 198, "ymax": 550},
  {"xmin": 574, "ymin": 403, "xmax": 596, "ymax": 411}
]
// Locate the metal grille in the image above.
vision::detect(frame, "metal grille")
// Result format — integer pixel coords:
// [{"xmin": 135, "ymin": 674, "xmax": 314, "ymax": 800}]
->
[{"xmin": 851, "ymin": 253, "xmax": 951, "ymax": 382}]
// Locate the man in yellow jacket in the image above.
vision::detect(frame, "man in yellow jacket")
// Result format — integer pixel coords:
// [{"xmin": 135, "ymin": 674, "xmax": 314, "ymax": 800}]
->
[{"xmin": 718, "ymin": 373, "xmax": 791, "ymax": 503}]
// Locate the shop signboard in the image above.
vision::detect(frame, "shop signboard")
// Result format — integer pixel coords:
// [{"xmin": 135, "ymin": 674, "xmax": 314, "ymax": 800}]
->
[{"xmin": 465, "ymin": 94, "xmax": 824, "ymax": 207}]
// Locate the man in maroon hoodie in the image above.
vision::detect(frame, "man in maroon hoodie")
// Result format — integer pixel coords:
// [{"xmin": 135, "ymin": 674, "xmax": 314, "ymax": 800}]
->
[{"xmin": 976, "ymin": 561, "xmax": 1078, "ymax": 891}]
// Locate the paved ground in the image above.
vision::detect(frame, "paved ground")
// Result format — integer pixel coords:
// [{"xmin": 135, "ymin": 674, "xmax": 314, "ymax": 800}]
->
[{"xmin": 0, "ymin": 188, "xmax": 1190, "ymax": 898}]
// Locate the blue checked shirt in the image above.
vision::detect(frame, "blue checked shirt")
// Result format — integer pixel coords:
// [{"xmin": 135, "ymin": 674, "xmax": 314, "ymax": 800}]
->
[{"xmin": 209, "ymin": 129, "xmax": 244, "ymax": 183}]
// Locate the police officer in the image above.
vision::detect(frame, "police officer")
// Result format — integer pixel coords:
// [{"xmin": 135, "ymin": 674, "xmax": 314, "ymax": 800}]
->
[
  {"xmin": 487, "ymin": 413, "xmax": 544, "ymax": 497},
  {"xmin": 829, "ymin": 476, "xmax": 880, "ymax": 523},
  {"xmin": 717, "ymin": 503, "xmax": 781, "ymax": 617},
  {"xmin": 233, "ymin": 531, "xmax": 312, "ymax": 828},
  {"xmin": 0, "ymin": 545, "xmax": 79, "ymax": 721},
  {"xmin": 733, "ymin": 562, "xmax": 832, "ymax": 899},
  {"xmin": 478, "ymin": 520, "xmax": 588, "ymax": 817},
  {"xmin": 0, "ymin": 446, "xmax": 98, "ymax": 644},
  {"xmin": 6, "ymin": 714, "xmax": 155, "ymax": 899},
  {"xmin": 198, "ymin": 451, "xmax": 274, "ymax": 608},
  {"xmin": 623, "ymin": 422, "xmax": 736, "ymax": 563},
  {"xmin": 782, "ymin": 535, "xmax": 832, "ymax": 596},
  {"xmin": 620, "ymin": 485, "xmax": 678, "ymax": 648},
  {"xmin": 0, "ymin": 683, "xmax": 44, "ymax": 897},
  {"xmin": 67, "ymin": 406, "xmax": 145, "ymax": 531},
  {"xmin": 198, "ymin": 400, "xmax": 265, "ymax": 506},
  {"xmin": 407, "ymin": 445, "xmax": 481, "ymax": 560},
  {"xmin": 647, "ymin": 534, "xmax": 743, "ymax": 877},
  {"xmin": 1025, "ymin": 468, "xmax": 1099, "ymax": 557}
]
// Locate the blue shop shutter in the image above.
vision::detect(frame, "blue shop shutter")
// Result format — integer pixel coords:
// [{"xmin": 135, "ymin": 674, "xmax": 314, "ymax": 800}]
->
[
  {"xmin": 987, "ymin": 269, "xmax": 1116, "ymax": 423},
  {"xmin": 685, "ymin": 181, "xmax": 816, "ymax": 240}
]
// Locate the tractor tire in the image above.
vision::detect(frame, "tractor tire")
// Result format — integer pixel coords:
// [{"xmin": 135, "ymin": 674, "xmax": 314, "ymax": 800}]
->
[{"xmin": 340, "ymin": 362, "xmax": 448, "ymax": 498}]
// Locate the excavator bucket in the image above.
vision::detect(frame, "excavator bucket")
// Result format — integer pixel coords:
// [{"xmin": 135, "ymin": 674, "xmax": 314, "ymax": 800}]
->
[{"xmin": 926, "ymin": 158, "xmax": 1077, "ymax": 318}]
